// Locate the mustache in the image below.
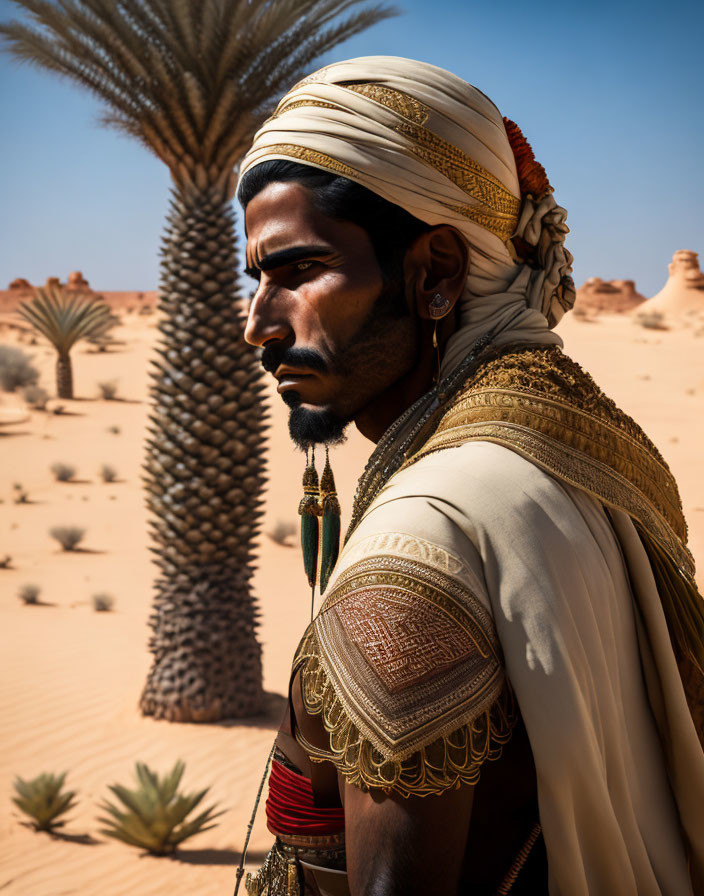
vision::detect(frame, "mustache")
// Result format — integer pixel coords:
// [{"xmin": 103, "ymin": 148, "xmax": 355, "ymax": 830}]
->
[{"xmin": 260, "ymin": 344, "xmax": 330, "ymax": 376}]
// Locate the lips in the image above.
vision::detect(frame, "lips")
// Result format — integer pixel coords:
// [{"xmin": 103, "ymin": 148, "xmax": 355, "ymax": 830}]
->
[
  {"xmin": 274, "ymin": 365, "xmax": 314, "ymax": 388},
  {"xmin": 276, "ymin": 374, "xmax": 312, "ymax": 394}
]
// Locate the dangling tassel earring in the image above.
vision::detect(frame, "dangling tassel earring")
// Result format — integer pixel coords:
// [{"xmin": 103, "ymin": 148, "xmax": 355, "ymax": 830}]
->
[
  {"xmin": 432, "ymin": 319, "xmax": 441, "ymax": 385},
  {"xmin": 319, "ymin": 445, "xmax": 341, "ymax": 595},
  {"xmin": 298, "ymin": 447, "xmax": 322, "ymax": 598}
]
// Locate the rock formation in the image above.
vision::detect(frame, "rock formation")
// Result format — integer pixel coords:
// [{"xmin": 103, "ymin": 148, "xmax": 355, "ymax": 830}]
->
[
  {"xmin": 645, "ymin": 251, "xmax": 704, "ymax": 317},
  {"xmin": 67, "ymin": 270, "xmax": 90, "ymax": 289},
  {"xmin": 573, "ymin": 277, "xmax": 646, "ymax": 315},
  {"xmin": 8, "ymin": 277, "xmax": 31, "ymax": 290}
]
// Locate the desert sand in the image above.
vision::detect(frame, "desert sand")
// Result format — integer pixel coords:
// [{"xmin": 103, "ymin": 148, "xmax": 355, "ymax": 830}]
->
[{"xmin": 1, "ymin": 296, "xmax": 704, "ymax": 895}]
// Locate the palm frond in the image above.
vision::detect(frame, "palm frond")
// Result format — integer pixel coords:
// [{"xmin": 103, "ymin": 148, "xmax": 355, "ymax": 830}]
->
[{"xmin": 0, "ymin": 0, "xmax": 398, "ymax": 193}]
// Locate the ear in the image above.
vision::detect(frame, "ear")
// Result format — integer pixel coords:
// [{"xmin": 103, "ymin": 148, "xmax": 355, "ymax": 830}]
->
[{"xmin": 403, "ymin": 225, "xmax": 469, "ymax": 320}]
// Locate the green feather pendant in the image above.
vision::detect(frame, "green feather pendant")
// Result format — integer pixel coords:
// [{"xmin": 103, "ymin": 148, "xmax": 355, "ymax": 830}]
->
[
  {"xmin": 319, "ymin": 450, "xmax": 341, "ymax": 594},
  {"xmin": 298, "ymin": 451, "xmax": 321, "ymax": 588}
]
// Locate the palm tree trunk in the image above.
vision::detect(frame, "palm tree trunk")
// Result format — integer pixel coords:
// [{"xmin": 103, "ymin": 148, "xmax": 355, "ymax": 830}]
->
[
  {"xmin": 140, "ymin": 186, "xmax": 268, "ymax": 722},
  {"xmin": 56, "ymin": 353, "xmax": 73, "ymax": 399}
]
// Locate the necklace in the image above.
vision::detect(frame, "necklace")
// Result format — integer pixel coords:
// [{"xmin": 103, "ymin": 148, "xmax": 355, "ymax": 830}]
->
[{"xmin": 346, "ymin": 331, "xmax": 497, "ymax": 541}]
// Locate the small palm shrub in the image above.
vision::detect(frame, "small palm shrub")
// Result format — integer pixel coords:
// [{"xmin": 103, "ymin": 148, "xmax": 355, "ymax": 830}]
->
[
  {"xmin": 100, "ymin": 464, "xmax": 118, "ymax": 483},
  {"xmin": 17, "ymin": 285, "xmax": 114, "ymax": 399},
  {"xmin": 99, "ymin": 761, "xmax": 222, "ymax": 855},
  {"xmin": 51, "ymin": 462, "xmax": 76, "ymax": 482},
  {"xmin": 0, "ymin": 344, "xmax": 39, "ymax": 392},
  {"xmin": 19, "ymin": 583, "xmax": 41, "ymax": 605},
  {"xmin": 13, "ymin": 771, "xmax": 78, "ymax": 832},
  {"xmin": 50, "ymin": 526, "xmax": 85, "ymax": 551},
  {"xmin": 24, "ymin": 384, "xmax": 49, "ymax": 410},
  {"xmin": 97, "ymin": 380, "xmax": 118, "ymax": 400},
  {"xmin": 92, "ymin": 593, "xmax": 114, "ymax": 612}
]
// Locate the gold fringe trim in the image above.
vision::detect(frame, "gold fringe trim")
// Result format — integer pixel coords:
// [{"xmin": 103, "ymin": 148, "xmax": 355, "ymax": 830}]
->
[{"xmin": 293, "ymin": 629, "xmax": 515, "ymax": 799}]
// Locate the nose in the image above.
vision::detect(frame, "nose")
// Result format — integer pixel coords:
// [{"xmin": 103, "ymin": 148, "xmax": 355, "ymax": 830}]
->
[{"xmin": 244, "ymin": 280, "xmax": 291, "ymax": 347}]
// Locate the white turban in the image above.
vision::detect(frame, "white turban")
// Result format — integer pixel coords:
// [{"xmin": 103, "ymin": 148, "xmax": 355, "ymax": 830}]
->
[{"xmin": 239, "ymin": 56, "xmax": 575, "ymax": 370}]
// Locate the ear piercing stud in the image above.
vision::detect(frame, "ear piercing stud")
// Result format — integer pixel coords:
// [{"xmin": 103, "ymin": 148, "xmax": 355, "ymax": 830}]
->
[{"xmin": 429, "ymin": 293, "xmax": 451, "ymax": 319}]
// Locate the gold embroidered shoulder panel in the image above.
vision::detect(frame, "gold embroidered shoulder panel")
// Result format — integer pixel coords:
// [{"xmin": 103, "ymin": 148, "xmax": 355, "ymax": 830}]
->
[
  {"xmin": 404, "ymin": 346, "xmax": 693, "ymax": 578},
  {"xmin": 292, "ymin": 552, "xmax": 515, "ymax": 797}
]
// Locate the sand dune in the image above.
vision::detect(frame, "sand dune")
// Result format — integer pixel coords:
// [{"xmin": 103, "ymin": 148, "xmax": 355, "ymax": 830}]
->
[{"xmin": 1, "ymin": 309, "xmax": 703, "ymax": 894}]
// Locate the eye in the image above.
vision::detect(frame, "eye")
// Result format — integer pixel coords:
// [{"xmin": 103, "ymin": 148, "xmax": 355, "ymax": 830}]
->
[{"xmin": 295, "ymin": 261, "xmax": 314, "ymax": 272}]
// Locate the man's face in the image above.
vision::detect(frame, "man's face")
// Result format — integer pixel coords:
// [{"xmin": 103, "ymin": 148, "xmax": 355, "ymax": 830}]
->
[{"xmin": 244, "ymin": 181, "xmax": 418, "ymax": 447}]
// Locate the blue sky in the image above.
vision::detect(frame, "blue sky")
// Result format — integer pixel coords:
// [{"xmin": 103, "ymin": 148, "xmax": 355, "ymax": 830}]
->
[{"xmin": 1, "ymin": 0, "xmax": 702, "ymax": 295}]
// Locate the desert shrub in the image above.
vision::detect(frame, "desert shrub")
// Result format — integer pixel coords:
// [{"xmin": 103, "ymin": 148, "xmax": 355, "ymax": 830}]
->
[
  {"xmin": 92, "ymin": 593, "xmax": 114, "ymax": 612},
  {"xmin": 13, "ymin": 483, "xmax": 29, "ymax": 504},
  {"xmin": 50, "ymin": 526, "xmax": 85, "ymax": 551},
  {"xmin": 0, "ymin": 555, "xmax": 12, "ymax": 569},
  {"xmin": 0, "ymin": 344, "xmax": 39, "ymax": 392},
  {"xmin": 97, "ymin": 380, "xmax": 118, "ymax": 400},
  {"xmin": 99, "ymin": 760, "xmax": 222, "ymax": 855},
  {"xmin": 13, "ymin": 771, "xmax": 78, "ymax": 832},
  {"xmin": 107, "ymin": 425, "xmax": 121, "ymax": 435},
  {"xmin": 18, "ymin": 583, "xmax": 41, "ymax": 605},
  {"xmin": 268, "ymin": 519, "xmax": 296, "ymax": 546},
  {"xmin": 23, "ymin": 384, "xmax": 49, "ymax": 410},
  {"xmin": 51, "ymin": 462, "xmax": 76, "ymax": 482},
  {"xmin": 100, "ymin": 464, "xmax": 118, "ymax": 483},
  {"xmin": 636, "ymin": 310, "xmax": 669, "ymax": 331}
]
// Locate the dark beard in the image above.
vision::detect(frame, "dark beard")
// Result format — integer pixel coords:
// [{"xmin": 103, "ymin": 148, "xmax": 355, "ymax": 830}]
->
[
  {"xmin": 264, "ymin": 275, "xmax": 410, "ymax": 451},
  {"xmin": 287, "ymin": 399, "xmax": 350, "ymax": 448}
]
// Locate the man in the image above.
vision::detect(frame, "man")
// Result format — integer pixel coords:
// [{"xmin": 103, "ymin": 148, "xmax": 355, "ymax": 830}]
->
[{"xmin": 237, "ymin": 57, "xmax": 704, "ymax": 895}]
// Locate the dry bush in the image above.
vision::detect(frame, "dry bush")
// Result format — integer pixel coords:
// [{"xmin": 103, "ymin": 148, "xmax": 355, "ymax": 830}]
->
[
  {"xmin": 50, "ymin": 526, "xmax": 85, "ymax": 551},
  {"xmin": 107, "ymin": 424, "xmax": 121, "ymax": 435},
  {"xmin": 51, "ymin": 462, "xmax": 76, "ymax": 482},
  {"xmin": 0, "ymin": 344, "xmax": 39, "ymax": 392},
  {"xmin": 97, "ymin": 380, "xmax": 119, "ymax": 400},
  {"xmin": 23, "ymin": 385, "xmax": 49, "ymax": 410},
  {"xmin": 0, "ymin": 555, "xmax": 12, "ymax": 569},
  {"xmin": 13, "ymin": 483, "xmax": 29, "ymax": 504},
  {"xmin": 92, "ymin": 593, "xmax": 115, "ymax": 612},
  {"xmin": 267, "ymin": 519, "xmax": 296, "ymax": 546},
  {"xmin": 100, "ymin": 464, "xmax": 118, "ymax": 483},
  {"xmin": 636, "ymin": 310, "xmax": 669, "ymax": 331},
  {"xmin": 18, "ymin": 583, "xmax": 41, "ymax": 605}
]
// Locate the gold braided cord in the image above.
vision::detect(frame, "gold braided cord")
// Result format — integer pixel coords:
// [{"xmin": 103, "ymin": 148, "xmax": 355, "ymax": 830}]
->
[
  {"xmin": 265, "ymin": 82, "xmax": 520, "ymax": 242},
  {"xmin": 293, "ymin": 627, "xmax": 515, "ymax": 799}
]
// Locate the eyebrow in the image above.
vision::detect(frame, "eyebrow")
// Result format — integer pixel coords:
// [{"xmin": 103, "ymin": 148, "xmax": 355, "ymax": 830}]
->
[{"xmin": 244, "ymin": 244, "xmax": 332, "ymax": 279}]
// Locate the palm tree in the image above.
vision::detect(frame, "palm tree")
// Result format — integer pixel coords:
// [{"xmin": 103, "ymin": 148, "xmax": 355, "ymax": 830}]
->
[
  {"xmin": 1, "ymin": 0, "xmax": 395, "ymax": 722},
  {"xmin": 18, "ymin": 284, "xmax": 113, "ymax": 398}
]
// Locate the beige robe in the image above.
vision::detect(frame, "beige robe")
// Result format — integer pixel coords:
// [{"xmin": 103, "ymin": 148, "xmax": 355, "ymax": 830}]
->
[{"xmin": 308, "ymin": 441, "xmax": 704, "ymax": 896}]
